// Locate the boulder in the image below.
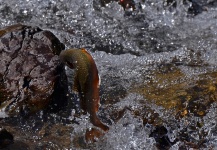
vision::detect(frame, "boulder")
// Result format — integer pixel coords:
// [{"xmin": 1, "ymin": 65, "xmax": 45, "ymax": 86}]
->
[
  {"xmin": 0, "ymin": 24, "xmax": 68, "ymax": 117},
  {"xmin": 0, "ymin": 128, "xmax": 13, "ymax": 149}
]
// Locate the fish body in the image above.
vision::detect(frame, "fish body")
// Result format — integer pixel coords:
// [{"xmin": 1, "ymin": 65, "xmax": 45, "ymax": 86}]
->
[{"xmin": 59, "ymin": 48, "xmax": 109, "ymax": 131}]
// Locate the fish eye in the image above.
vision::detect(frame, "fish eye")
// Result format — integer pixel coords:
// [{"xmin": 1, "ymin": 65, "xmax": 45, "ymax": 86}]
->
[{"xmin": 66, "ymin": 61, "xmax": 74, "ymax": 68}]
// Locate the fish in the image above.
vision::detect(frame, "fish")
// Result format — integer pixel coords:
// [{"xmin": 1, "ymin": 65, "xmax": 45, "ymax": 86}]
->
[
  {"xmin": 59, "ymin": 48, "xmax": 109, "ymax": 132},
  {"xmin": 0, "ymin": 24, "xmax": 26, "ymax": 37}
]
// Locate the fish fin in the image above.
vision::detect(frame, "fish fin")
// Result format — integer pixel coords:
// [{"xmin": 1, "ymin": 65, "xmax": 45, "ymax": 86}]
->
[
  {"xmin": 89, "ymin": 114, "xmax": 109, "ymax": 131},
  {"xmin": 72, "ymin": 74, "xmax": 79, "ymax": 92},
  {"xmin": 98, "ymin": 75, "xmax": 101, "ymax": 86},
  {"xmin": 73, "ymin": 75, "xmax": 87, "ymax": 113},
  {"xmin": 79, "ymin": 94, "xmax": 87, "ymax": 113},
  {"xmin": 81, "ymin": 48, "xmax": 89, "ymax": 54}
]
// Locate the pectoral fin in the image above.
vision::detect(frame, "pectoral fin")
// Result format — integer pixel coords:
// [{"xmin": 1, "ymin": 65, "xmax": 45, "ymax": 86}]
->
[{"xmin": 73, "ymin": 74, "xmax": 87, "ymax": 113}]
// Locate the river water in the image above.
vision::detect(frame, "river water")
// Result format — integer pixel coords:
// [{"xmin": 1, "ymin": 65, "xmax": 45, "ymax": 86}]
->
[{"xmin": 0, "ymin": 0, "xmax": 217, "ymax": 149}]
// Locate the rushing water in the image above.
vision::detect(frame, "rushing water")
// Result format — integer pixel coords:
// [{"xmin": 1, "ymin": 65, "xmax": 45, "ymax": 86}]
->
[{"xmin": 0, "ymin": 0, "xmax": 217, "ymax": 149}]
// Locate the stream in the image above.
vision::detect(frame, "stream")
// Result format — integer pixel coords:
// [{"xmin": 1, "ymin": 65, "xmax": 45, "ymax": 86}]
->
[{"xmin": 0, "ymin": 0, "xmax": 217, "ymax": 149}]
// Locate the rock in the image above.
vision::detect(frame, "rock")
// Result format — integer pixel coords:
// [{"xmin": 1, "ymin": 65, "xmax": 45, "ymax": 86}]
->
[
  {"xmin": 164, "ymin": 0, "xmax": 208, "ymax": 16},
  {"xmin": 85, "ymin": 128, "xmax": 105, "ymax": 143},
  {"xmin": 0, "ymin": 24, "xmax": 68, "ymax": 117},
  {"xmin": 100, "ymin": 0, "xmax": 118, "ymax": 7},
  {"xmin": 0, "ymin": 128, "xmax": 14, "ymax": 149},
  {"xmin": 116, "ymin": 59, "xmax": 217, "ymax": 148},
  {"xmin": 4, "ymin": 141, "xmax": 29, "ymax": 150},
  {"xmin": 150, "ymin": 126, "xmax": 176, "ymax": 150},
  {"xmin": 118, "ymin": 0, "xmax": 136, "ymax": 11},
  {"xmin": 100, "ymin": 0, "xmax": 136, "ymax": 11},
  {"xmin": 110, "ymin": 49, "xmax": 212, "ymax": 120},
  {"xmin": 134, "ymin": 63, "xmax": 217, "ymax": 118}
]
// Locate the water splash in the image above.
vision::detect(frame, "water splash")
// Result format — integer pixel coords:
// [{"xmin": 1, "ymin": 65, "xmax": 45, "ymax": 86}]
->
[{"xmin": 95, "ymin": 111, "xmax": 157, "ymax": 150}]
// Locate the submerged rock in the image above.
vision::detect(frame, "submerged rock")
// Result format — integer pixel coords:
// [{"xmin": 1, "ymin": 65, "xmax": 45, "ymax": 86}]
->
[
  {"xmin": 0, "ymin": 24, "xmax": 67, "ymax": 117},
  {"xmin": 99, "ymin": 57, "xmax": 216, "ymax": 149},
  {"xmin": 139, "ymin": 63, "xmax": 217, "ymax": 118}
]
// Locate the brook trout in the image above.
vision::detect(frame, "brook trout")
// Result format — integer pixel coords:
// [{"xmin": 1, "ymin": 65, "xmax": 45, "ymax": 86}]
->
[{"xmin": 59, "ymin": 48, "xmax": 109, "ymax": 131}]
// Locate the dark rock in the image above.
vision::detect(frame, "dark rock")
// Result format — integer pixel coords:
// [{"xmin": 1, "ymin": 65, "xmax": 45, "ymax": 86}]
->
[
  {"xmin": 150, "ymin": 126, "xmax": 176, "ymax": 150},
  {"xmin": 118, "ymin": 0, "xmax": 136, "ymax": 11},
  {"xmin": 164, "ymin": 0, "xmax": 208, "ymax": 16},
  {"xmin": 100, "ymin": 0, "xmax": 118, "ymax": 7},
  {"xmin": 0, "ymin": 24, "xmax": 68, "ymax": 117},
  {"xmin": 3, "ymin": 141, "xmax": 29, "ymax": 150},
  {"xmin": 0, "ymin": 128, "xmax": 13, "ymax": 149},
  {"xmin": 100, "ymin": 0, "xmax": 136, "ymax": 11}
]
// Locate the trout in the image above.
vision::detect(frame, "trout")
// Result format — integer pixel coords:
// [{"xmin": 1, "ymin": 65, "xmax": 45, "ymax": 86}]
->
[{"xmin": 59, "ymin": 48, "xmax": 109, "ymax": 131}]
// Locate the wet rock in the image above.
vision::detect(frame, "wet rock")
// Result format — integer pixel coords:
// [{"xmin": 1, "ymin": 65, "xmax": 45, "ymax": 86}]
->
[
  {"xmin": 101, "ymin": 0, "xmax": 210, "ymax": 15},
  {"xmin": 0, "ymin": 119, "xmax": 74, "ymax": 149},
  {"xmin": 100, "ymin": 0, "xmax": 136, "ymax": 11},
  {"xmin": 100, "ymin": 0, "xmax": 118, "ymax": 7},
  {"xmin": 118, "ymin": 0, "xmax": 136, "ymax": 11},
  {"xmin": 118, "ymin": 59, "xmax": 217, "ymax": 148},
  {"xmin": 85, "ymin": 128, "xmax": 105, "ymax": 143},
  {"xmin": 0, "ymin": 24, "xmax": 67, "ymax": 117},
  {"xmin": 2, "ymin": 141, "xmax": 29, "ymax": 150},
  {"xmin": 164, "ymin": 0, "xmax": 208, "ymax": 16},
  {"xmin": 0, "ymin": 128, "xmax": 14, "ymax": 149},
  {"xmin": 35, "ymin": 124, "xmax": 73, "ymax": 149},
  {"xmin": 150, "ymin": 126, "xmax": 176, "ymax": 150},
  {"xmin": 177, "ymin": 123, "xmax": 208, "ymax": 149}
]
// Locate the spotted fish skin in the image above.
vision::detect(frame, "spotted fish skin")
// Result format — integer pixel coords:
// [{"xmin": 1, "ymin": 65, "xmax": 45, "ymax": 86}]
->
[{"xmin": 59, "ymin": 48, "xmax": 109, "ymax": 131}]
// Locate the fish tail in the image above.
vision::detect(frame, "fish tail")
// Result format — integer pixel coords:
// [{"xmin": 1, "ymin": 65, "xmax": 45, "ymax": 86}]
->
[{"xmin": 90, "ymin": 113, "xmax": 109, "ymax": 131}]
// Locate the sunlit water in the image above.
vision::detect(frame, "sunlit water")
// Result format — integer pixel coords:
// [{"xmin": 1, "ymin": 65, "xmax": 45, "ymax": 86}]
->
[{"xmin": 0, "ymin": 0, "xmax": 217, "ymax": 149}]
